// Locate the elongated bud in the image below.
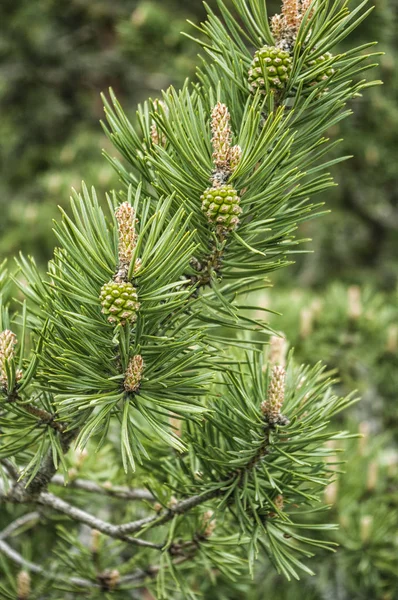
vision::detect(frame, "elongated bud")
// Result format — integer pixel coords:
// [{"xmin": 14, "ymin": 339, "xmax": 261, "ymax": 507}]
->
[
  {"xmin": 360, "ymin": 515, "xmax": 373, "ymax": 543},
  {"xmin": 115, "ymin": 202, "xmax": 138, "ymax": 268},
  {"xmin": 210, "ymin": 103, "xmax": 241, "ymax": 183},
  {"xmin": 124, "ymin": 355, "xmax": 144, "ymax": 393},
  {"xmin": 347, "ymin": 285, "xmax": 362, "ymax": 320},
  {"xmin": 98, "ymin": 569, "xmax": 120, "ymax": 591},
  {"xmin": 91, "ymin": 529, "xmax": 101, "ymax": 554},
  {"xmin": 261, "ymin": 365, "xmax": 288, "ymax": 424},
  {"xmin": 17, "ymin": 570, "xmax": 31, "ymax": 600},
  {"xmin": 0, "ymin": 329, "xmax": 22, "ymax": 392},
  {"xmin": 271, "ymin": 0, "xmax": 315, "ymax": 50},
  {"xmin": 274, "ymin": 494, "xmax": 284, "ymax": 511},
  {"xmin": 367, "ymin": 460, "xmax": 378, "ymax": 492},
  {"xmin": 229, "ymin": 144, "xmax": 242, "ymax": 171},
  {"xmin": 324, "ymin": 481, "xmax": 338, "ymax": 505},
  {"xmin": 150, "ymin": 99, "xmax": 167, "ymax": 147},
  {"xmin": 300, "ymin": 307, "xmax": 314, "ymax": 339},
  {"xmin": 282, "ymin": 0, "xmax": 300, "ymax": 29},
  {"xmin": 386, "ymin": 324, "xmax": 398, "ymax": 353},
  {"xmin": 300, "ymin": 0, "xmax": 314, "ymax": 17},
  {"xmin": 211, "ymin": 102, "xmax": 233, "ymax": 171},
  {"xmin": 202, "ymin": 510, "xmax": 216, "ymax": 538},
  {"xmin": 271, "ymin": 14, "xmax": 285, "ymax": 41}
]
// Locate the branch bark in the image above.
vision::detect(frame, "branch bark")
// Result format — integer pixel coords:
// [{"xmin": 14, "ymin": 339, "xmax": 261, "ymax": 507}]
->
[{"xmin": 50, "ymin": 474, "xmax": 154, "ymax": 501}]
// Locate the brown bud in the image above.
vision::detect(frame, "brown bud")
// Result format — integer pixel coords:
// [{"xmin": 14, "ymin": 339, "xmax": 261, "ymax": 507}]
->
[
  {"xmin": 347, "ymin": 285, "xmax": 362, "ymax": 320},
  {"xmin": 115, "ymin": 202, "xmax": 138, "ymax": 270},
  {"xmin": 202, "ymin": 510, "xmax": 216, "ymax": 538},
  {"xmin": 91, "ymin": 529, "xmax": 101, "ymax": 554},
  {"xmin": 386, "ymin": 324, "xmax": 398, "ymax": 354},
  {"xmin": 366, "ymin": 460, "xmax": 378, "ymax": 492},
  {"xmin": 17, "ymin": 570, "xmax": 30, "ymax": 600},
  {"xmin": 360, "ymin": 515, "xmax": 373, "ymax": 543},
  {"xmin": 98, "ymin": 569, "xmax": 120, "ymax": 591},
  {"xmin": 0, "ymin": 329, "xmax": 23, "ymax": 392},
  {"xmin": 300, "ymin": 307, "xmax": 314, "ymax": 339},
  {"xmin": 324, "ymin": 481, "xmax": 338, "ymax": 505},
  {"xmin": 124, "ymin": 355, "xmax": 144, "ymax": 393},
  {"xmin": 282, "ymin": 0, "xmax": 300, "ymax": 29},
  {"xmin": 261, "ymin": 365, "xmax": 287, "ymax": 424},
  {"xmin": 274, "ymin": 494, "xmax": 284, "ymax": 512}
]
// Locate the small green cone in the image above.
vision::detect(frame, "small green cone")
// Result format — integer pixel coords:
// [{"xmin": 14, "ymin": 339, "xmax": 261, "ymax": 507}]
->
[
  {"xmin": 100, "ymin": 281, "xmax": 140, "ymax": 325},
  {"xmin": 201, "ymin": 185, "xmax": 242, "ymax": 231},
  {"xmin": 248, "ymin": 45, "xmax": 292, "ymax": 95},
  {"xmin": 306, "ymin": 52, "xmax": 335, "ymax": 86}
]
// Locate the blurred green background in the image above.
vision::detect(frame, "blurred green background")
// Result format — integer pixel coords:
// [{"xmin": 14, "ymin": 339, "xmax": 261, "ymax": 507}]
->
[{"xmin": 0, "ymin": 0, "xmax": 397, "ymax": 598}]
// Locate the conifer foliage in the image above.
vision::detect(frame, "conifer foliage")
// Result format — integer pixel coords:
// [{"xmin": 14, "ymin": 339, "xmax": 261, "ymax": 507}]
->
[{"xmin": 0, "ymin": 1, "xmax": 378, "ymax": 597}]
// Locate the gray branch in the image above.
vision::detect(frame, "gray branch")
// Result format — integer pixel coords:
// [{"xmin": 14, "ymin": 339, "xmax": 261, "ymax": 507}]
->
[
  {"xmin": 0, "ymin": 512, "xmax": 40, "ymax": 541},
  {"xmin": 37, "ymin": 492, "xmax": 162, "ymax": 549},
  {"xmin": 119, "ymin": 487, "xmax": 222, "ymax": 535},
  {"xmin": 0, "ymin": 458, "xmax": 19, "ymax": 481},
  {"xmin": 50, "ymin": 474, "xmax": 154, "ymax": 501},
  {"xmin": 0, "ymin": 539, "xmax": 99, "ymax": 589}
]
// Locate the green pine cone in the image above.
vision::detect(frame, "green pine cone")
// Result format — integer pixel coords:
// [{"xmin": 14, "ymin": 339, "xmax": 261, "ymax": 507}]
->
[
  {"xmin": 201, "ymin": 185, "xmax": 242, "ymax": 231},
  {"xmin": 100, "ymin": 281, "xmax": 140, "ymax": 325},
  {"xmin": 248, "ymin": 45, "xmax": 292, "ymax": 94},
  {"xmin": 306, "ymin": 52, "xmax": 335, "ymax": 86}
]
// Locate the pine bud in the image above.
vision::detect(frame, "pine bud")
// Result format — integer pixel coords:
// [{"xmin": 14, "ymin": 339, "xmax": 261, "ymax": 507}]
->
[
  {"xmin": 91, "ymin": 529, "xmax": 101, "ymax": 555},
  {"xmin": 274, "ymin": 494, "xmax": 284, "ymax": 511},
  {"xmin": 202, "ymin": 510, "xmax": 216, "ymax": 538},
  {"xmin": 248, "ymin": 46, "xmax": 292, "ymax": 95},
  {"xmin": 115, "ymin": 202, "xmax": 138, "ymax": 269},
  {"xmin": 100, "ymin": 281, "xmax": 140, "ymax": 325},
  {"xmin": 366, "ymin": 460, "xmax": 378, "ymax": 492},
  {"xmin": 211, "ymin": 102, "xmax": 233, "ymax": 172},
  {"xmin": 386, "ymin": 324, "xmax": 398, "ymax": 353},
  {"xmin": 124, "ymin": 355, "xmax": 144, "ymax": 393},
  {"xmin": 17, "ymin": 570, "xmax": 31, "ymax": 600},
  {"xmin": 150, "ymin": 99, "xmax": 168, "ymax": 147},
  {"xmin": 201, "ymin": 184, "xmax": 242, "ymax": 231},
  {"xmin": 300, "ymin": 307, "xmax": 314, "ymax": 339},
  {"xmin": 270, "ymin": 14, "xmax": 285, "ymax": 43},
  {"xmin": 261, "ymin": 365, "xmax": 287, "ymax": 424},
  {"xmin": 324, "ymin": 481, "xmax": 338, "ymax": 505},
  {"xmin": 347, "ymin": 285, "xmax": 362, "ymax": 320},
  {"xmin": 98, "ymin": 569, "xmax": 120, "ymax": 591},
  {"xmin": 360, "ymin": 515, "xmax": 373, "ymax": 544},
  {"xmin": 282, "ymin": 0, "xmax": 300, "ymax": 29},
  {"xmin": 0, "ymin": 329, "xmax": 23, "ymax": 392},
  {"xmin": 229, "ymin": 144, "xmax": 242, "ymax": 171}
]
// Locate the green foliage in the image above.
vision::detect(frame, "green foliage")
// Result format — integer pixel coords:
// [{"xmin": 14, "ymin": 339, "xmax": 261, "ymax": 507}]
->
[{"xmin": 0, "ymin": 1, "xmax": 392, "ymax": 600}]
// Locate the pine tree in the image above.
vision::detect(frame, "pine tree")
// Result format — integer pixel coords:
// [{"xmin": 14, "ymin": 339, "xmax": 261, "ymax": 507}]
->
[{"xmin": 0, "ymin": 1, "xmax": 379, "ymax": 598}]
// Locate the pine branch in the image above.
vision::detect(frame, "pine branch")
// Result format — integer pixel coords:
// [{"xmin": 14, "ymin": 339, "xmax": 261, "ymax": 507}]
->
[
  {"xmin": 0, "ymin": 458, "xmax": 19, "ymax": 481},
  {"xmin": 36, "ymin": 492, "xmax": 162, "ymax": 549},
  {"xmin": 0, "ymin": 539, "xmax": 99, "ymax": 589},
  {"xmin": 50, "ymin": 475, "xmax": 154, "ymax": 501},
  {"xmin": 0, "ymin": 512, "xmax": 39, "ymax": 541},
  {"xmin": 120, "ymin": 428, "xmax": 272, "ymax": 536}
]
